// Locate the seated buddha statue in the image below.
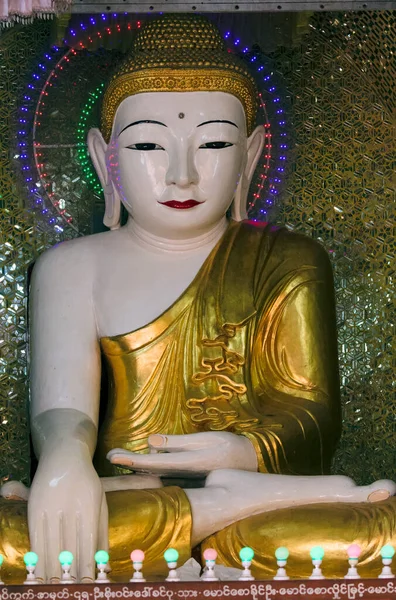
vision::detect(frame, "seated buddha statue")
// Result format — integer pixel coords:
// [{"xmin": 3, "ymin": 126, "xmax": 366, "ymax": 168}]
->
[{"xmin": 1, "ymin": 14, "xmax": 395, "ymax": 585}]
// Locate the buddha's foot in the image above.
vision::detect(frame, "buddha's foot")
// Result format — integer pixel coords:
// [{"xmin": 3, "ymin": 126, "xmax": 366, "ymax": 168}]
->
[
  {"xmin": 186, "ymin": 470, "xmax": 396, "ymax": 546},
  {"xmin": 206, "ymin": 469, "xmax": 395, "ymax": 504},
  {"xmin": 187, "ymin": 470, "xmax": 392, "ymax": 545},
  {"xmin": 194, "ymin": 469, "xmax": 396, "ymax": 534},
  {"xmin": 367, "ymin": 480, "xmax": 396, "ymax": 502},
  {"xmin": 0, "ymin": 481, "xmax": 29, "ymax": 501}
]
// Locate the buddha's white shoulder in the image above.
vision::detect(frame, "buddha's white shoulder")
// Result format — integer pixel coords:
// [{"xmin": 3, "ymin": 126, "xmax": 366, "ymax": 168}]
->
[{"xmin": 31, "ymin": 229, "xmax": 122, "ymax": 285}]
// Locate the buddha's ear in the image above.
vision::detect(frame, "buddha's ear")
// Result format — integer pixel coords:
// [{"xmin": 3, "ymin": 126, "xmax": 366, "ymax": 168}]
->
[
  {"xmin": 231, "ymin": 125, "xmax": 265, "ymax": 222},
  {"xmin": 87, "ymin": 128, "xmax": 121, "ymax": 230}
]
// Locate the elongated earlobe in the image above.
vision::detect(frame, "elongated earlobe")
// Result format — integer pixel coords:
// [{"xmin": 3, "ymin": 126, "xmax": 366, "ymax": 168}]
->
[
  {"xmin": 87, "ymin": 128, "xmax": 121, "ymax": 230},
  {"xmin": 103, "ymin": 187, "xmax": 122, "ymax": 231},
  {"xmin": 231, "ymin": 125, "xmax": 265, "ymax": 222}
]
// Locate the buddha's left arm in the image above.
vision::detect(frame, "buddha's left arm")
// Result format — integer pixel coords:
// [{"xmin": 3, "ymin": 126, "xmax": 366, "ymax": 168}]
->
[{"xmin": 242, "ymin": 231, "xmax": 341, "ymax": 475}]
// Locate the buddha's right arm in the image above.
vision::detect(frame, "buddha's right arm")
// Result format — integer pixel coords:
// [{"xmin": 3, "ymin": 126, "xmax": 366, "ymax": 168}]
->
[
  {"xmin": 28, "ymin": 242, "xmax": 107, "ymax": 582},
  {"xmin": 30, "ymin": 241, "xmax": 101, "ymax": 426}
]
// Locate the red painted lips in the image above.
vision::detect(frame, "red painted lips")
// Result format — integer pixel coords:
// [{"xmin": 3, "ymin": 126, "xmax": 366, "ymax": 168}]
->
[{"xmin": 160, "ymin": 200, "xmax": 203, "ymax": 209}]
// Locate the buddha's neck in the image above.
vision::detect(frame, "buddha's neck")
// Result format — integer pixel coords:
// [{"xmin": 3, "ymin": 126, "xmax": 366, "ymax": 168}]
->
[{"xmin": 125, "ymin": 217, "xmax": 229, "ymax": 254}]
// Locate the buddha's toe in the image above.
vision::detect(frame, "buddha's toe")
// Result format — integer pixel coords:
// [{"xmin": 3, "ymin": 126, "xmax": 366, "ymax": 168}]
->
[
  {"xmin": 367, "ymin": 480, "xmax": 396, "ymax": 503},
  {"xmin": 0, "ymin": 481, "xmax": 29, "ymax": 501}
]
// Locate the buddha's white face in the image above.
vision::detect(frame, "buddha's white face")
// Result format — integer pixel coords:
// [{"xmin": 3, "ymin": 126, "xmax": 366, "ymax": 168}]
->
[{"xmin": 105, "ymin": 91, "xmax": 249, "ymax": 238}]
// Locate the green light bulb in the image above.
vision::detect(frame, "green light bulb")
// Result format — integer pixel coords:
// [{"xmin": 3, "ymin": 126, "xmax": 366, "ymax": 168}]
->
[
  {"xmin": 239, "ymin": 547, "xmax": 254, "ymax": 562},
  {"xmin": 380, "ymin": 545, "xmax": 395, "ymax": 559},
  {"xmin": 95, "ymin": 550, "xmax": 109, "ymax": 565},
  {"xmin": 275, "ymin": 547, "xmax": 289, "ymax": 561},
  {"xmin": 58, "ymin": 551, "xmax": 73, "ymax": 565},
  {"xmin": 24, "ymin": 551, "xmax": 38, "ymax": 566},
  {"xmin": 164, "ymin": 548, "xmax": 179, "ymax": 563},
  {"xmin": 310, "ymin": 546, "xmax": 325, "ymax": 561}
]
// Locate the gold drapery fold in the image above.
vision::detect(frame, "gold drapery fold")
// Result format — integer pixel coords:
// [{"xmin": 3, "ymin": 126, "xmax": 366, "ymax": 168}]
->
[{"xmin": 203, "ymin": 497, "xmax": 396, "ymax": 579}]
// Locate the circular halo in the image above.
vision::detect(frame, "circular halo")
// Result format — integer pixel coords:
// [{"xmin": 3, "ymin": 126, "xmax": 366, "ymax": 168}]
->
[{"xmin": 18, "ymin": 16, "xmax": 287, "ymax": 233}]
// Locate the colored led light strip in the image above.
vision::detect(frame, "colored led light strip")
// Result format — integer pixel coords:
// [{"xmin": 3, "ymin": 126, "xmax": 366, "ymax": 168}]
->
[
  {"xmin": 76, "ymin": 82, "xmax": 106, "ymax": 193},
  {"xmin": 223, "ymin": 29, "xmax": 287, "ymax": 219}
]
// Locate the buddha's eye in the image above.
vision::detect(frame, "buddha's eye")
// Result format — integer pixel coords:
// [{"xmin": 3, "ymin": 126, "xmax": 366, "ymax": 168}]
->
[
  {"xmin": 127, "ymin": 143, "xmax": 165, "ymax": 151},
  {"xmin": 199, "ymin": 142, "xmax": 233, "ymax": 149}
]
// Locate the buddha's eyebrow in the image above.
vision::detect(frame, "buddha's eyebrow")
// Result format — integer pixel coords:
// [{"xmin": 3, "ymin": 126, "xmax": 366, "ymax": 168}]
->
[
  {"xmin": 118, "ymin": 120, "xmax": 167, "ymax": 136},
  {"xmin": 197, "ymin": 120, "xmax": 238, "ymax": 129}
]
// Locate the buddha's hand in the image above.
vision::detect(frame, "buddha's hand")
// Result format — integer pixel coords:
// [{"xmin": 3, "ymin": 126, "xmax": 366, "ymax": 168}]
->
[
  {"xmin": 107, "ymin": 431, "xmax": 258, "ymax": 476},
  {"xmin": 29, "ymin": 410, "xmax": 108, "ymax": 583}
]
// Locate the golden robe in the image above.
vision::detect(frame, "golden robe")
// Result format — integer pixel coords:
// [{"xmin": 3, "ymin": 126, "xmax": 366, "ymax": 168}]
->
[
  {"xmin": 1, "ymin": 221, "xmax": 395, "ymax": 583},
  {"xmin": 96, "ymin": 220, "xmax": 341, "ymax": 475}
]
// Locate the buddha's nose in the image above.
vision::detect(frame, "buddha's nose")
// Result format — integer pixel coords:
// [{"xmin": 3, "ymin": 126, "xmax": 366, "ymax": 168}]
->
[{"xmin": 165, "ymin": 144, "xmax": 199, "ymax": 188}]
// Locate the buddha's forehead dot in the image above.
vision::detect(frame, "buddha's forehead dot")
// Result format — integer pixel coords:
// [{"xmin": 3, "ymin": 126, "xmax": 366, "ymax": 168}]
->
[{"xmin": 178, "ymin": 112, "xmax": 185, "ymax": 119}]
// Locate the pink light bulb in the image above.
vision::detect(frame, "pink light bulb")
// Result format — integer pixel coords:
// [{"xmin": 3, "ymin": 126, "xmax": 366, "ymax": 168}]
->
[
  {"xmin": 347, "ymin": 544, "xmax": 362, "ymax": 559},
  {"xmin": 203, "ymin": 549, "xmax": 217, "ymax": 561},
  {"xmin": 131, "ymin": 549, "xmax": 145, "ymax": 563}
]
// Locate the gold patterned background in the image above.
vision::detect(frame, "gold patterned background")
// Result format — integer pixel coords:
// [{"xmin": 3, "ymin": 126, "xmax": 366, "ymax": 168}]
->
[{"xmin": 0, "ymin": 11, "xmax": 394, "ymax": 485}]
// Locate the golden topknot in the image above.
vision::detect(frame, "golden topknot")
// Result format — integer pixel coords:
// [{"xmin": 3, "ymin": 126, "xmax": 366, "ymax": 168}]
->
[{"xmin": 101, "ymin": 14, "xmax": 258, "ymax": 140}]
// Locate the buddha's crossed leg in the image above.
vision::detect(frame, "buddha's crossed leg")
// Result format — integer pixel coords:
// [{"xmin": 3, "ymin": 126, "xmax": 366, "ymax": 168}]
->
[
  {"xmin": 184, "ymin": 469, "xmax": 396, "ymax": 546},
  {"xmin": 0, "ymin": 470, "xmax": 395, "ymax": 583}
]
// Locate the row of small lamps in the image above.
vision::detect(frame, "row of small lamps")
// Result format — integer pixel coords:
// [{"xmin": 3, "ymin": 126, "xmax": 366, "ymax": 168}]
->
[{"xmin": 0, "ymin": 544, "xmax": 393, "ymax": 584}]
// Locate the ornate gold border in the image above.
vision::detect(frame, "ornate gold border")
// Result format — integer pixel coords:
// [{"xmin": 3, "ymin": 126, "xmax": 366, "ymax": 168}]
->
[{"xmin": 101, "ymin": 68, "xmax": 257, "ymax": 141}]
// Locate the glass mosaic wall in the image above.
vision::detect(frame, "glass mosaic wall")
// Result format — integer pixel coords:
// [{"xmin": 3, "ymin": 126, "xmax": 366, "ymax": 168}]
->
[{"xmin": 0, "ymin": 10, "xmax": 394, "ymax": 485}]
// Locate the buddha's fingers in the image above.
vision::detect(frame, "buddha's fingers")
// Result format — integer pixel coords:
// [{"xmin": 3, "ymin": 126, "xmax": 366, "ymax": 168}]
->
[
  {"xmin": 28, "ymin": 506, "xmax": 66, "ymax": 582},
  {"xmin": 146, "ymin": 432, "xmax": 258, "ymax": 472},
  {"xmin": 61, "ymin": 512, "xmax": 78, "ymax": 582},
  {"xmin": 77, "ymin": 505, "xmax": 100, "ymax": 583},
  {"xmin": 107, "ymin": 447, "xmax": 213, "ymax": 475},
  {"xmin": 98, "ymin": 492, "xmax": 109, "ymax": 552},
  {"xmin": 148, "ymin": 432, "xmax": 218, "ymax": 451},
  {"xmin": 28, "ymin": 509, "xmax": 46, "ymax": 583},
  {"xmin": 43, "ymin": 510, "xmax": 63, "ymax": 583}
]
